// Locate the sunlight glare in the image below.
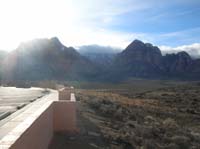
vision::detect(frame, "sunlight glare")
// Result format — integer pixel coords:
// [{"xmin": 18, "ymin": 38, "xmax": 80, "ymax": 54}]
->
[{"xmin": 0, "ymin": 0, "xmax": 77, "ymax": 51}]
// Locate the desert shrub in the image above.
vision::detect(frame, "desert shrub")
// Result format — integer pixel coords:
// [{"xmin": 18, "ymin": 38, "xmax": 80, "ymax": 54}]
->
[
  {"xmin": 88, "ymin": 98, "xmax": 101, "ymax": 109},
  {"xmin": 114, "ymin": 107, "xmax": 124, "ymax": 121},
  {"xmin": 163, "ymin": 118, "xmax": 178, "ymax": 130},
  {"xmin": 164, "ymin": 143, "xmax": 180, "ymax": 149},
  {"xmin": 171, "ymin": 136, "xmax": 190, "ymax": 149}
]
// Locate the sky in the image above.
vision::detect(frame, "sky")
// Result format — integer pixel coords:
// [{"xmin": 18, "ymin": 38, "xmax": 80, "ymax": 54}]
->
[{"xmin": 0, "ymin": 0, "xmax": 200, "ymax": 52}]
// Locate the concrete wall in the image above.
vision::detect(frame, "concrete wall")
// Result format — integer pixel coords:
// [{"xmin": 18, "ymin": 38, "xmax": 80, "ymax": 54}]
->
[
  {"xmin": 0, "ymin": 88, "xmax": 77, "ymax": 149},
  {"xmin": 55, "ymin": 87, "xmax": 77, "ymax": 133},
  {"xmin": 53, "ymin": 101, "xmax": 77, "ymax": 134},
  {"xmin": 10, "ymin": 105, "xmax": 54, "ymax": 149},
  {"xmin": 58, "ymin": 87, "xmax": 74, "ymax": 101}
]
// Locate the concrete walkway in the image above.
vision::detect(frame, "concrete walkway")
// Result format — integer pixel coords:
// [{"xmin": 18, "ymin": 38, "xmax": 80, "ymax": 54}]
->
[
  {"xmin": 0, "ymin": 87, "xmax": 47, "ymax": 121},
  {"xmin": 0, "ymin": 88, "xmax": 54, "ymax": 140}
]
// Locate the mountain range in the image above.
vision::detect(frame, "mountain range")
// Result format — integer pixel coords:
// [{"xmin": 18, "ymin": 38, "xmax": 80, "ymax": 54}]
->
[{"xmin": 0, "ymin": 37, "xmax": 199, "ymax": 82}]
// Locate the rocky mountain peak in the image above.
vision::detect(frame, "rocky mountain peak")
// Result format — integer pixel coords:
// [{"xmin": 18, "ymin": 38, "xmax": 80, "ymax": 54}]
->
[
  {"xmin": 177, "ymin": 51, "xmax": 192, "ymax": 60},
  {"xmin": 125, "ymin": 39, "xmax": 145, "ymax": 52},
  {"xmin": 124, "ymin": 40, "xmax": 161, "ymax": 55},
  {"xmin": 132, "ymin": 39, "xmax": 144, "ymax": 44},
  {"xmin": 50, "ymin": 37, "xmax": 63, "ymax": 47},
  {"xmin": 120, "ymin": 39, "xmax": 162, "ymax": 65}
]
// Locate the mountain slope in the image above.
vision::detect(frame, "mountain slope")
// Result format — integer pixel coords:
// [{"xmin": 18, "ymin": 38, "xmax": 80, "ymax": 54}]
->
[{"xmin": 1, "ymin": 37, "xmax": 99, "ymax": 81}]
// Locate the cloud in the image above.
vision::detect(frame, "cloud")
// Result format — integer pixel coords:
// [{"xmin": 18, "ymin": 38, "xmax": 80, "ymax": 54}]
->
[
  {"xmin": 160, "ymin": 27, "xmax": 200, "ymax": 38},
  {"xmin": 59, "ymin": 28, "xmax": 149, "ymax": 49},
  {"xmin": 146, "ymin": 27, "xmax": 200, "ymax": 47},
  {"xmin": 77, "ymin": 44, "xmax": 121, "ymax": 54},
  {"xmin": 159, "ymin": 43, "xmax": 200, "ymax": 59}
]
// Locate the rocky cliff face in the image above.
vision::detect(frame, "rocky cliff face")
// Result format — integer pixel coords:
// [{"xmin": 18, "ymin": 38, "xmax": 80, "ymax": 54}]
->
[
  {"xmin": 110, "ymin": 40, "xmax": 163, "ymax": 79},
  {"xmin": 120, "ymin": 40, "xmax": 162, "ymax": 65},
  {"xmin": 110, "ymin": 40, "xmax": 200, "ymax": 80},
  {"xmin": 163, "ymin": 51, "xmax": 193, "ymax": 73}
]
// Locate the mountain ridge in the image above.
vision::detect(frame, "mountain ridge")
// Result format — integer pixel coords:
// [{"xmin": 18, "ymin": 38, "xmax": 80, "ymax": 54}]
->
[
  {"xmin": 112, "ymin": 39, "xmax": 200, "ymax": 80},
  {"xmin": 0, "ymin": 37, "xmax": 199, "ymax": 82},
  {"xmin": 1, "ymin": 37, "xmax": 99, "ymax": 81}
]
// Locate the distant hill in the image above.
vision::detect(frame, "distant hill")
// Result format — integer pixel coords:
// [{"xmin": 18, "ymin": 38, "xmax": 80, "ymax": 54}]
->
[{"xmin": 0, "ymin": 37, "xmax": 199, "ymax": 82}]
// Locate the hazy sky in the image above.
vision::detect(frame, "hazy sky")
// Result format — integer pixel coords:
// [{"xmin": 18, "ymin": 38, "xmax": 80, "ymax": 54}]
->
[{"xmin": 0, "ymin": 0, "xmax": 200, "ymax": 51}]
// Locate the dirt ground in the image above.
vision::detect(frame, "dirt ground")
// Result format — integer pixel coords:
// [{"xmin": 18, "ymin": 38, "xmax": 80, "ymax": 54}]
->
[{"xmin": 74, "ymin": 81, "xmax": 200, "ymax": 149}]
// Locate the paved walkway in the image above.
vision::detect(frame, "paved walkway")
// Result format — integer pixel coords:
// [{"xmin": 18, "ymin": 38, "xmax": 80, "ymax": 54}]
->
[
  {"xmin": 0, "ymin": 87, "xmax": 47, "ymax": 121},
  {"xmin": 0, "ymin": 87, "xmax": 51, "ymax": 140}
]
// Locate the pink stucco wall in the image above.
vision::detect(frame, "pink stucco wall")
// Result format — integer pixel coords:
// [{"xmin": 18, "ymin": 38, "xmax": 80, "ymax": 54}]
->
[
  {"xmin": 53, "ymin": 101, "xmax": 77, "ymax": 134},
  {"xmin": 10, "ymin": 104, "xmax": 54, "ymax": 149},
  {"xmin": 0, "ymin": 89, "xmax": 77, "ymax": 149},
  {"xmin": 58, "ymin": 88, "xmax": 71, "ymax": 100}
]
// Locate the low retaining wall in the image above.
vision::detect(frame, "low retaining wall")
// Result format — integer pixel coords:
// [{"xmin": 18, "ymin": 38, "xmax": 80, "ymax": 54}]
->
[
  {"xmin": 53, "ymin": 101, "xmax": 77, "ymax": 133},
  {"xmin": 0, "ymin": 87, "xmax": 77, "ymax": 149},
  {"xmin": 58, "ymin": 86, "xmax": 74, "ymax": 101},
  {"xmin": 9, "ymin": 104, "xmax": 54, "ymax": 149}
]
